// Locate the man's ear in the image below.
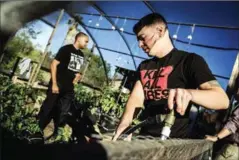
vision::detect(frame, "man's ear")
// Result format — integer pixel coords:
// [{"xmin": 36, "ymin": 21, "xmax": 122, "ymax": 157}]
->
[{"xmin": 155, "ymin": 25, "xmax": 165, "ymax": 37}]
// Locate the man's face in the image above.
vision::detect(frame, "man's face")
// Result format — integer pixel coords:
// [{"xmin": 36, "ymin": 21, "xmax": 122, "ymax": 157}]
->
[
  {"xmin": 137, "ymin": 25, "xmax": 167, "ymax": 57},
  {"xmin": 137, "ymin": 26, "xmax": 159, "ymax": 56},
  {"xmin": 77, "ymin": 36, "xmax": 89, "ymax": 49}
]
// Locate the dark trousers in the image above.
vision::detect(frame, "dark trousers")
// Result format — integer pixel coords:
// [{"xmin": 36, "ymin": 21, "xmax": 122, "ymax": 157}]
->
[{"xmin": 38, "ymin": 88, "xmax": 74, "ymax": 133}]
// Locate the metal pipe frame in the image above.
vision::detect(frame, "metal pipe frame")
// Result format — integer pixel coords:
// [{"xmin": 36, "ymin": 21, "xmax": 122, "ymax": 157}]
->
[
  {"xmin": 89, "ymin": 1, "xmax": 137, "ymax": 69},
  {"xmin": 78, "ymin": 12, "xmax": 239, "ymax": 30},
  {"xmin": 143, "ymin": 1, "xmax": 155, "ymax": 13},
  {"xmin": 81, "ymin": 23, "xmax": 239, "ymax": 51}
]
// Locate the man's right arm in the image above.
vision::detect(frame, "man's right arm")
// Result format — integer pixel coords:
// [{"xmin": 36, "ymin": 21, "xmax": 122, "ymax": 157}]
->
[
  {"xmin": 112, "ymin": 80, "xmax": 145, "ymax": 141},
  {"xmin": 51, "ymin": 59, "xmax": 60, "ymax": 93}
]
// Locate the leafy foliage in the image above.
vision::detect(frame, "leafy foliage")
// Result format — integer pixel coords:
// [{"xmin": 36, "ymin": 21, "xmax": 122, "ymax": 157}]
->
[
  {"xmin": 0, "ymin": 73, "xmax": 140, "ymax": 143},
  {"xmin": 74, "ymin": 84, "xmax": 129, "ymax": 119},
  {"xmin": 73, "ymin": 84, "xmax": 132, "ymax": 135},
  {"xmin": 73, "ymin": 84, "xmax": 144, "ymax": 136},
  {"xmin": 0, "ymin": 74, "xmax": 43, "ymax": 140}
]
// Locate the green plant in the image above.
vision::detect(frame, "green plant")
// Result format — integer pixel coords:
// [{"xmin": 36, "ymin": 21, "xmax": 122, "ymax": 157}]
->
[
  {"xmin": 98, "ymin": 87, "xmax": 128, "ymax": 118},
  {"xmin": 0, "ymin": 74, "xmax": 43, "ymax": 141},
  {"xmin": 73, "ymin": 84, "xmax": 133, "ymax": 135},
  {"xmin": 74, "ymin": 84, "xmax": 97, "ymax": 105},
  {"xmin": 74, "ymin": 84, "xmax": 129, "ymax": 119}
]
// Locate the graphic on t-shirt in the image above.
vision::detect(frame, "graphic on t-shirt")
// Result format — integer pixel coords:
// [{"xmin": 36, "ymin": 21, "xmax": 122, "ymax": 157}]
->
[
  {"xmin": 140, "ymin": 66, "xmax": 173, "ymax": 100},
  {"xmin": 68, "ymin": 53, "xmax": 84, "ymax": 72}
]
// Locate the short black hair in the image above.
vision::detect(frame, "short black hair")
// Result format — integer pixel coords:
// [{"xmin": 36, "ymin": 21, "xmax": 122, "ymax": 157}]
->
[
  {"xmin": 75, "ymin": 32, "xmax": 88, "ymax": 42},
  {"xmin": 133, "ymin": 13, "xmax": 168, "ymax": 34}
]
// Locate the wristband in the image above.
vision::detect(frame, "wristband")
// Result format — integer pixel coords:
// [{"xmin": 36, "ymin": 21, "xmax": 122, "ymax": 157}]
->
[{"xmin": 215, "ymin": 134, "xmax": 221, "ymax": 140}]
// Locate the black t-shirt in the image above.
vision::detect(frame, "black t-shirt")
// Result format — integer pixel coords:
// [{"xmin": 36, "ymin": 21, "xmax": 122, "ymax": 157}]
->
[
  {"xmin": 136, "ymin": 48, "xmax": 215, "ymax": 138},
  {"xmin": 54, "ymin": 44, "xmax": 85, "ymax": 91}
]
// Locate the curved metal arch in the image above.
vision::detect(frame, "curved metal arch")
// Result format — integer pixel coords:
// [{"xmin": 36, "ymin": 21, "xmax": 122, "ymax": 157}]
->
[
  {"xmin": 89, "ymin": 1, "xmax": 137, "ymax": 70},
  {"xmin": 143, "ymin": 1, "xmax": 155, "ymax": 13},
  {"xmin": 82, "ymin": 26, "xmax": 110, "ymax": 85},
  {"xmin": 74, "ymin": 12, "xmax": 239, "ymax": 30},
  {"xmin": 65, "ymin": 11, "xmax": 109, "ymax": 85},
  {"xmin": 82, "ymin": 23, "xmax": 135, "ymax": 35}
]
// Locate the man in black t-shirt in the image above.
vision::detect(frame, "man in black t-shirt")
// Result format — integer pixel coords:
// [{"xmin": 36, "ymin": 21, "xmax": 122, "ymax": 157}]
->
[
  {"xmin": 38, "ymin": 32, "xmax": 89, "ymax": 137},
  {"xmin": 113, "ymin": 13, "xmax": 229, "ymax": 140}
]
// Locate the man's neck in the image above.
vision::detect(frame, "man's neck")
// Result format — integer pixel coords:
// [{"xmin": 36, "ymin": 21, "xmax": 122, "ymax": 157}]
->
[
  {"xmin": 155, "ymin": 41, "xmax": 174, "ymax": 58},
  {"xmin": 73, "ymin": 43, "xmax": 80, "ymax": 50}
]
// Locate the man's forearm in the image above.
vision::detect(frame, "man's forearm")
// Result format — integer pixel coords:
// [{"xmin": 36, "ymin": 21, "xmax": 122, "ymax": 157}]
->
[
  {"xmin": 119, "ymin": 100, "xmax": 138, "ymax": 125},
  {"xmin": 115, "ymin": 80, "xmax": 144, "ymax": 137},
  {"xmin": 188, "ymin": 88, "xmax": 229, "ymax": 110},
  {"xmin": 205, "ymin": 127, "xmax": 232, "ymax": 142},
  {"xmin": 117, "ymin": 95, "xmax": 143, "ymax": 130},
  {"xmin": 217, "ymin": 128, "xmax": 232, "ymax": 139},
  {"xmin": 51, "ymin": 63, "xmax": 58, "ymax": 84}
]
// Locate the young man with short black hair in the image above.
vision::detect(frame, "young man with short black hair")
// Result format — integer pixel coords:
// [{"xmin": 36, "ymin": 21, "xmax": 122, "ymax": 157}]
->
[{"xmin": 113, "ymin": 13, "xmax": 229, "ymax": 140}]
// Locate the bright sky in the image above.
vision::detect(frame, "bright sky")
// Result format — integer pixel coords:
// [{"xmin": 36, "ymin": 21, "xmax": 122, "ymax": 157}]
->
[{"xmin": 22, "ymin": 1, "xmax": 239, "ymax": 90}]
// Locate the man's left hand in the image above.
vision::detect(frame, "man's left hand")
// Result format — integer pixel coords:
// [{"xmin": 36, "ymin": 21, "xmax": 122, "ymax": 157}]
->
[
  {"xmin": 168, "ymin": 88, "xmax": 193, "ymax": 115},
  {"xmin": 73, "ymin": 73, "xmax": 82, "ymax": 84}
]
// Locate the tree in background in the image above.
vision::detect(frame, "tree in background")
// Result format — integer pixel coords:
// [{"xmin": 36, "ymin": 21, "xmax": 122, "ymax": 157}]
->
[
  {"xmin": 81, "ymin": 47, "xmax": 111, "ymax": 88},
  {"xmin": 0, "ymin": 22, "xmax": 42, "ymax": 71}
]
